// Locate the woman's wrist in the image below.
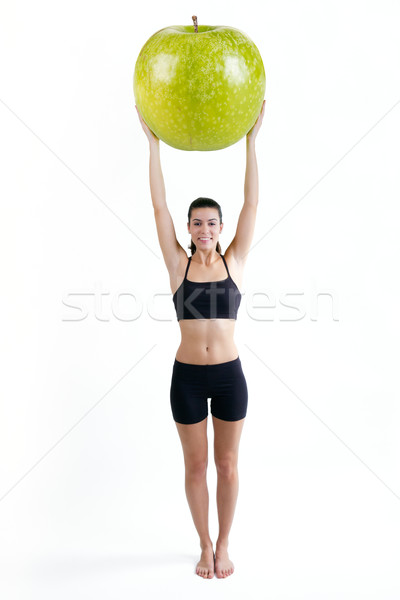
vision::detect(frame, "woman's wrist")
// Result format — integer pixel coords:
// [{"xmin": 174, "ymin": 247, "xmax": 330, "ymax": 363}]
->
[
  {"xmin": 246, "ymin": 135, "xmax": 256, "ymax": 149},
  {"xmin": 149, "ymin": 137, "xmax": 160, "ymax": 151}
]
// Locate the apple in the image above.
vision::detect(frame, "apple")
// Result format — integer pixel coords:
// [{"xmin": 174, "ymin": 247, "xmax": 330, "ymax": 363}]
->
[{"xmin": 133, "ymin": 16, "xmax": 265, "ymax": 151}]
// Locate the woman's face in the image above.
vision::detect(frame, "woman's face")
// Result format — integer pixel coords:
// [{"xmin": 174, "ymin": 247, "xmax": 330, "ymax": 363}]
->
[{"xmin": 188, "ymin": 207, "xmax": 223, "ymax": 250}]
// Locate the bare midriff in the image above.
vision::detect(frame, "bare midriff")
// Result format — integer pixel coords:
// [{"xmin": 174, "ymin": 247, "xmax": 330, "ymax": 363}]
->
[{"xmin": 175, "ymin": 319, "xmax": 239, "ymax": 365}]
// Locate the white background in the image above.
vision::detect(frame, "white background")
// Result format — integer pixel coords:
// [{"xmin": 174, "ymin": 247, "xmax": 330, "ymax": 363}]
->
[{"xmin": 1, "ymin": 0, "xmax": 400, "ymax": 597}]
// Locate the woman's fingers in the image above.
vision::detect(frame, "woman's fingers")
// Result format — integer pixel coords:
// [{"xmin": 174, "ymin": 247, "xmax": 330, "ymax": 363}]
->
[
  {"xmin": 257, "ymin": 99, "xmax": 266, "ymax": 124},
  {"xmin": 136, "ymin": 105, "xmax": 147, "ymax": 128},
  {"xmin": 247, "ymin": 99, "xmax": 266, "ymax": 139},
  {"xmin": 135, "ymin": 106, "xmax": 159, "ymax": 141}
]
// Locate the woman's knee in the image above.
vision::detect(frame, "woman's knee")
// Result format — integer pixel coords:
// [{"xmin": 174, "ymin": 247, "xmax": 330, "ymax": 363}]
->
[
  {"xmin": 185, "ymin": 456, "xmax": 208, "ymax": 479},
  {"xmin": 214, "ymin": 453, "xmax": 238, "ymax": 479}
]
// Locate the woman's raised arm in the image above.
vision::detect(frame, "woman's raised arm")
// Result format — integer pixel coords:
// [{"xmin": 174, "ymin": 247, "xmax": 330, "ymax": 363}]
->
[
  {"xmin": 136, "ymin": 106, "xmax": 186, "ymax": 270},
  {"xmin": 226, "ymin": 99, "xmax": 266, "ymax": 262}
]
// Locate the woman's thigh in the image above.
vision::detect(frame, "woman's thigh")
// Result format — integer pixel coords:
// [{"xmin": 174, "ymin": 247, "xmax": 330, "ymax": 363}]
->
[
  {"xmin": 212, "ymin": 416, "xmax": 245, "ymax": 467},
  {"xmin": 175, "ymin": 417, "xmax": 209, "ymax": 468},
  {"xmin": 209, "ymin": 357, "xmax": 248, "ymax": 422},
  {"xmin": 170, "ymin": 360, "xmax": 209, "ymax": 425}
]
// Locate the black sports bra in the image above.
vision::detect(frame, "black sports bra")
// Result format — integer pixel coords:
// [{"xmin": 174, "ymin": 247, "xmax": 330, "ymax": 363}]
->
[{"xmin": 172, "ymin": 254, "xmax": 242, "ymax": 321}]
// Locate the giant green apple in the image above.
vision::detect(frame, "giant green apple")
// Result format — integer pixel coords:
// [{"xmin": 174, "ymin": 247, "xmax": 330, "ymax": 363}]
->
[{"xmin": 133, "ymin": 17, "xmax": 265, "ymax": 151}]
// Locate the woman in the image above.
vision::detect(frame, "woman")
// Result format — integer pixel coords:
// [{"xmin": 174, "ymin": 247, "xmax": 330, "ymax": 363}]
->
[{"xmin": 136, "ymin": 100, "xmax": 265, "ymax": 579}]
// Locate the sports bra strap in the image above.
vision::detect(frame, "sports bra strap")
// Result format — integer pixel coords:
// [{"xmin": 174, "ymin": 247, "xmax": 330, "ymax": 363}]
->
[
  {"xmin": 221, "ymin": 254, "xmax": 230, "ymax": 278},
  {"xmin": 184, "ymin": 256, "xmax": 192, "ymax": 280}
]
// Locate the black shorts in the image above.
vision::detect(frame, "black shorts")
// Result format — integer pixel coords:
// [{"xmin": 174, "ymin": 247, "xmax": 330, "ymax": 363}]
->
[{"xmin": 170, "ymin": 356, "xmax": 248, "ymax": 425}]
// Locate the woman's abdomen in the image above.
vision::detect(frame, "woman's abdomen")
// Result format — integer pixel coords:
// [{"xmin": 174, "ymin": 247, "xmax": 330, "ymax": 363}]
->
[{"xmin": 175, "ymin": 319, "xmax": 239, "ymax": 365}]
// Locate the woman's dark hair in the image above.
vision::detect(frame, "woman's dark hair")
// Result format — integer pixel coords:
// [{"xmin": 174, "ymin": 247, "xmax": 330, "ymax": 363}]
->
[{"xmin": 187, "ymin": 197, "xmax": 223, "ymax": 255}]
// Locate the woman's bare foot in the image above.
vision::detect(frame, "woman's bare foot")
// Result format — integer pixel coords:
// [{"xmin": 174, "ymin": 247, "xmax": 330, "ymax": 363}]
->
[
  {"xmin": 214, "ymin": 543, "xmax": 234, "ymax": 578},
  {"xmin": 196, "ymin": 545, "xmax": 215, "ymax": 578}
]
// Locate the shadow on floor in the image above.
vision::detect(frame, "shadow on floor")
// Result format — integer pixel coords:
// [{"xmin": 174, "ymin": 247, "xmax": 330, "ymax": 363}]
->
[{"xmin": 28, "ymin": 552, "xmax": 197, "ymax": 578}]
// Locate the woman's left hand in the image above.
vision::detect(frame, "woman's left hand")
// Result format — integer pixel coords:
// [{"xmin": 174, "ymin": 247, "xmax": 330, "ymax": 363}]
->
[{"xmin": 246, "ymin": 99, "xmax": 266, "ymax": 142}]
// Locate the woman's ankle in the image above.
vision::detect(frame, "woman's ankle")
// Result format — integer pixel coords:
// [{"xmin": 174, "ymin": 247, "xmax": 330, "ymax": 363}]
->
[
  {"xmin": 216, "ymin": 537, "xmax": 229, "ymax": 550},
  {"xmin": 200, "ymin": 538, "xmax": 213, "ymax": 551}
]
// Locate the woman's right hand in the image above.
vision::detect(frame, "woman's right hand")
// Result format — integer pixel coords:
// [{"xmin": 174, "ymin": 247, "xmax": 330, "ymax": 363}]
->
[
  {"xmin": 246, "ymin": 99, "xmax": 266, "ymax": 143},
  {"xmin": 135, "ymin": 105, "xmax": 159, "ymax": 144}
]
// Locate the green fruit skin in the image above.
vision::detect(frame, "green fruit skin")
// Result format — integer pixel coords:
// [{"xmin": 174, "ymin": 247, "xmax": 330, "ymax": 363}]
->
[{"xmin": 134, "ymin": 25, "xmax": 266, "ymax": 151}]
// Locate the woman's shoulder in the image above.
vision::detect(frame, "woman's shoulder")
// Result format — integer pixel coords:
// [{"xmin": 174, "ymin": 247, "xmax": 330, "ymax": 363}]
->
[{"xmin": 223, "ymin": 249, "xmax": 245, "ymax": 289}]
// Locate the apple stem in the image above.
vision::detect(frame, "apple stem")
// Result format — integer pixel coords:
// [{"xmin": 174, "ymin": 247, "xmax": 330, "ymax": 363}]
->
[{"xmin": 192, "ymin": 15, "xmax": 198, "ymax": 33}]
